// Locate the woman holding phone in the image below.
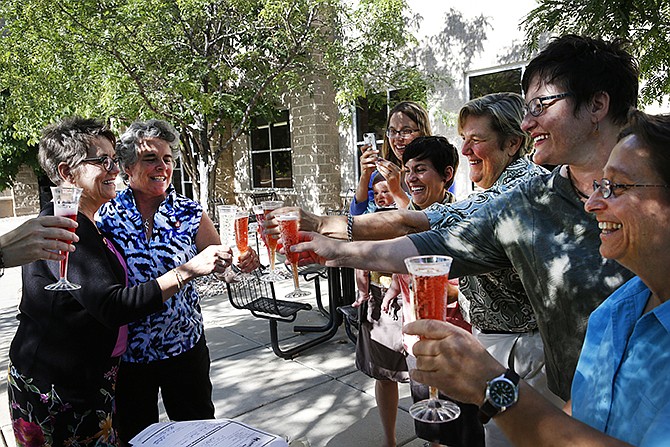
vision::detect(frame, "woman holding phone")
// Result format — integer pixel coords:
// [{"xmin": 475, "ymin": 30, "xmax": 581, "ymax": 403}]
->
[{"xmin": 349, "ymin": 101, "xmax": 432, "ymax": 215}]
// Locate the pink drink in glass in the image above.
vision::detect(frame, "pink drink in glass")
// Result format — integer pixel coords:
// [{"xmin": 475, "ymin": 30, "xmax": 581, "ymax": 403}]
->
[
  {"xmin": 58, "ymin": 213, "xmax": 78, "ymax": 278},
  {"xmin": 412, "ymin": 274, "xmax": 449, "ymax": 321},
  {"xmin": 404, "ymin": 255, "xmax": 460, "ymax": 423},
  {"xmin": 277, "ymin": 212, "xmax": 310, "ymax": 297},
  {"xmin": 278, "ymin": 215, "xmax": 299, "ymax": 264},
  {"xmin": 235, "ymin": 213, "xmax": 249, "ymax": 253},
  {"xmin": 260, "ymin": 200, "xmax": 284, "ymax": 282},
  {"xmin": 45, "ymin": 186, "xmax": 83, "ymax": 291}
]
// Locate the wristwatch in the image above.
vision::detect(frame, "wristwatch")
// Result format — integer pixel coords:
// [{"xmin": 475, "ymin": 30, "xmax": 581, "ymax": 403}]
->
[{"xmin": 478, "ymin": 368, "xmax": 520, "ymax": 424}]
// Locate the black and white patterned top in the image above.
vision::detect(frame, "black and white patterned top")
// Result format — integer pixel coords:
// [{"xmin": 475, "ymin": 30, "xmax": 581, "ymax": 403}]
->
[
  {"xmin": 98, "ymin": 185, "xmax": 204, "ymax": 363},
  {"xmin": 422, "ymin": 157, "xmax": 547, "ymax": 333}
]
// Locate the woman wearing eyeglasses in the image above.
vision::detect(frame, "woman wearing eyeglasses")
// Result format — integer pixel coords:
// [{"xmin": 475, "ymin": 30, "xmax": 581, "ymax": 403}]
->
[
  {"xmin": 350, "ymin": 101, "xmax": 431, "ymax": 215},
  {"xmin": 8, "ymin": 117, "xmax": 231, "ymax": 446},
  {"xmin": 404, "ymin": 109, "xmax": 670, "ymax": 447},
  {"xmin": 290, "ymin": 35, "xmax": 638, "ymax": 407}
]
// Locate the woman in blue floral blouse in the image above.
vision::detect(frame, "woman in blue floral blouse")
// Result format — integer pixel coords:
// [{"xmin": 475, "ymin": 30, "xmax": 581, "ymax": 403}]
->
[{"xmin": 97, "ymin": 119, "xmax": 260, "ymax": 444}]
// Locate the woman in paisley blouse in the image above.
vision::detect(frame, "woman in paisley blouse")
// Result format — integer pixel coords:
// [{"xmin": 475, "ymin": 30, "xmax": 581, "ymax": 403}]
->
[
  {"xmin": 97, "ymin": 119, "xmax": 259, "ymax": 444},
  {"xmin": 266, "ymin": 92, "xmax": 551, "ymax": 447},
  {"xmin": 8, "ymin": 117, "xmax": 231, "ymax": 446}
]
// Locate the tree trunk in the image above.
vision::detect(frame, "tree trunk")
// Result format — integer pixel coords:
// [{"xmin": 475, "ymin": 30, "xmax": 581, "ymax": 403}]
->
[{"xmin": 197, "ymin": 158, "xmax": 210, "ymax": 218}]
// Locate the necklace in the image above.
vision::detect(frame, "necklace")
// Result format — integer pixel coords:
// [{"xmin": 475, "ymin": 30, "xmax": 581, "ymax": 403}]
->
[
  {"xmin": 565, "ymin": 165, "xmax": 590, "ymax": 200},
  {"xmin": 144, "ymin": 218, "xmax": 151, "ymax": 238}
]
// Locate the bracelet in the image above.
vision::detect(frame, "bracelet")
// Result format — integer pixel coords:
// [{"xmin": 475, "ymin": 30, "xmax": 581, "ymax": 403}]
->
[
  {"xmin": 173, "ymin": 269, "xmax": 184, "ymax": 290},
  {"xmin": 346, "ymin": 214, "xmax": 354, "ymax": 242},
  {"xmin": 0, "ymin": 244, "xmax": 4, "ymax": 278}
]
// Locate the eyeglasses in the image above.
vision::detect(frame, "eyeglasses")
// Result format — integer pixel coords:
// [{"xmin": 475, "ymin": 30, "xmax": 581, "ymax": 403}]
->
[
  {"xmin": 523, "ymin": 92, "xmax": 573, "ymax": 117},
  {"xmin": 592, "ymin": 178, "xmax": 670, "ymax": 199},
  {"xmin": 80, "ymin": 155, "xmax": 119, "ymax": 172},
  {"xmin": 386, "ymin": 128, "xmax": 419, "ymax": 139}
]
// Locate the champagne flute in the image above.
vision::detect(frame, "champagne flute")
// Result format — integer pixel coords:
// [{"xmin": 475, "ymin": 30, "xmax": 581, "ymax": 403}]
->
[
  {"xmin": 45, "ymin": 186, "xmax": 83, "ymax": 291},
  {"xmin": 404, "ymin": 255, "xmax": 461, "ymax": 423},
  {"xmin": 260, "ymin": 200, "xmax": 284, "ymax": 282},
  {"xmin": 253, "ymin": 204, "xmax": 268, "ymax": 252},
  {"xmin": 277, "ymin": 212, "xmax": 310, "ymax": 298},
  {"xmin": 217, "ymin": 204, "xmax": 237, "ymax": 248},
  {"xmin": 233, "ymin": 209, "xmax": 253, "ymax": 281}
]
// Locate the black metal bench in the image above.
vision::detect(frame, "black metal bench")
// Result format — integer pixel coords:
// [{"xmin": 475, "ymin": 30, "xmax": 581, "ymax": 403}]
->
[{"xmin": 225, "ymin": 271, "xmax": 339, "ymax": 359}]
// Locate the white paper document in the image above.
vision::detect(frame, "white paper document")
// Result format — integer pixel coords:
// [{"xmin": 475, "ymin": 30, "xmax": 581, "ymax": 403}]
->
[{"xmin": 129, "ymin": 419, "xmax": 290, "ymax": 447}]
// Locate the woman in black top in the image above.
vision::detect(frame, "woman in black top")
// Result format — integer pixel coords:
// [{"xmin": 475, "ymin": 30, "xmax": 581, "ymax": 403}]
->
[{"xmin": 8, "ymin": 117, "xmax": 231, "ymax": 446}]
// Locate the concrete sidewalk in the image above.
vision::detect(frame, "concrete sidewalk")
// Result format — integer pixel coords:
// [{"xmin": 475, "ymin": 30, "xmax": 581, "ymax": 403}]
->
[{"xmin": 0, "ymin": 216, "xmax": 422, "ymax": 446}]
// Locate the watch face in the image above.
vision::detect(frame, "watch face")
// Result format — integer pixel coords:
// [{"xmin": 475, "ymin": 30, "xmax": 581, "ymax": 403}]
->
[{"xmin": 487, "ymin": 378, "xmax": 518, "ymax": 408}]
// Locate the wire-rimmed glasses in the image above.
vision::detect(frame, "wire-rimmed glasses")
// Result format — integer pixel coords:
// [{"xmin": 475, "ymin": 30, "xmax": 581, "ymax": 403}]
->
[
  {"xmin": 386, "ymin": 128, "xmax": 420, "ymax": 139},
  {"xmin": 523, "ymin": 92, "xmax": 572, "ymax": 117},
  {"xmin": 593, "ymin": 178, "xmax": 670, "ymax": 199},
  {"xmin": 79, "ymin": 155, "xmax": 119, "ymax": 172}
]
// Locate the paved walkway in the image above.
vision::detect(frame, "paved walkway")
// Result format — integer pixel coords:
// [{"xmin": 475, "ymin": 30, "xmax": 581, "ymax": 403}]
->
[{"xmin": 0, "ymin": 216, "xmax": 422, "ymax": 446}]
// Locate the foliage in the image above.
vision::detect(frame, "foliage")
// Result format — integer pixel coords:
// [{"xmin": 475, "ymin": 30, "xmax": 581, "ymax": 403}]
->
[
  {"xmin": 414, "ymin": 8, "xmax": 489, "ymax": 75},
  {"xmin": 0, "ymin": 0, "xmax": 425, "ymax": 209},
  {"xmin": 411, "ymin": 8, "xmax": 490, "ymax": 128},
  {"xmin": 0, "ymin": 91, "xmax": 39, "ymax": 189},
  {"xmin": 522, "ymin": 0, "xmax": 670, "ymax": 105}
]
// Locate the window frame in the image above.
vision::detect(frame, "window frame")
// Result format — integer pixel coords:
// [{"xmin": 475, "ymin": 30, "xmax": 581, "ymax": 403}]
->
[
  {"xmin": 249, "ymin": 109, "xmax": 293, "ymax": 190},
  {"xmin": 464, "ymin": 61, "xmax": 527, "ymax": 101},
  {"xmin": 171, "ymin": 154, "xmax": 194, "ymax": 199}
]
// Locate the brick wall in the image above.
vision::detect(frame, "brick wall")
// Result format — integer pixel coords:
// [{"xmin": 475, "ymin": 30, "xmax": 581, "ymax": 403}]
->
[
  {"xmin": 228, "ymin": 77, "xmax": 343, "ymax": 214},
  {"xmin": 286, "ymin": 77, "xmax": 342, "ymax": 214}
]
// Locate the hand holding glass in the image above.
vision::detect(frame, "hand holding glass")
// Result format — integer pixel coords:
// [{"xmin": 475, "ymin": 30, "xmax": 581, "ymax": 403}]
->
[
  {"xmin": 45, "ymin": 186, "xmax": 83, "ymax": 291},
  {"xmin": 217, "ymin": 205, "xmax": 237, "ymax": 248},
  {"xmin": 233, "ymin": 210, "xmax": 253, "ymax": 281},
  {"xmin": 277, "ymin": 212, "xmax": 310, "ymax": 298},
  {"xmin": 260, "ymin": 200, "xmax": 284, "ymax": 282},
  {"xmin": 404, "ymin": 255, "xmax": 460, "ymax": 423}
]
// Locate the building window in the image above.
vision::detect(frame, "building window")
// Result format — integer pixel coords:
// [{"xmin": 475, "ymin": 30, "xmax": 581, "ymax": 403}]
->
[
  {"xmin": 172, "ymin": 156, "xmax": 194, "ymax": 199},
  {"xmin": 250, "ymin": 110, "xmax": 293, "ymax": 189},
  {"xmin": 466, "ymin": 64, "xmax": 524, "ymax": 100}
]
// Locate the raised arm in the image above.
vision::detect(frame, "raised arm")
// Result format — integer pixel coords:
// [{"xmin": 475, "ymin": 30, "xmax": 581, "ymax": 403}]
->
[
  {"xmin": 375, "ymin": 158, "xmax": 410, "ymax": 209},
  {"xmin": 265, "ymin": 207, "xmax": 430, "ymax": 241},
  {"xmin": 0, "ymin": 216, "xmax": 79, "ymax": 268},
  {"xmin": 291, "ymin": 231, "xmax": 418, "ymax": 273},
  {"xmin": 350, "ymin": 143, "xmax": 379, "ymax": 214},
  {"xmin": 404, "ymin": 320, "xmax": 633, "ymax": 447}
]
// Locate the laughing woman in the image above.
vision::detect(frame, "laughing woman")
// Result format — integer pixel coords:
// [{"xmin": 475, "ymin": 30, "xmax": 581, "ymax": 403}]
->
[
  {"xmin": 8, "ymin": 117, "xmax": 230, "ymax": 446},
  {"xmin": 97, "ymin": 119, "xmax": 260, "ymax": 443},
  {"xmin": 354, "ymin": 136, "xmax": 466, "ymax": 447},
  {"xmin": 405, "ymin": 109, "xmax": 670, "ymax": 447}
]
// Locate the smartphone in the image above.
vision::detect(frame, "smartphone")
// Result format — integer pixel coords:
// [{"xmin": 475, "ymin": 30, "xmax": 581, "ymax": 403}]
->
[{"xmin": 363, "ymin": 133, "xmax": 377, "ymax": 152}]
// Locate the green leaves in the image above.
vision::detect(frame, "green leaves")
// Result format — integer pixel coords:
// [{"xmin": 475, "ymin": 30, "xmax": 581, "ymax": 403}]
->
[
  {"xmin": 0, "ymin": 0, "xmax": 425, "ymax": 207},
  {"xmin": 522, "ymin": 0, "xmax": 670, "ymax": 105}
]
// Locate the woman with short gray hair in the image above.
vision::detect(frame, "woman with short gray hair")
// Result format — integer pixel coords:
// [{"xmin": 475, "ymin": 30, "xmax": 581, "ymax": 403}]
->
[
  {"xmin": 97, "ymin": 118, "xmax": 260, "ymax": 443},
  {"xmin": 115, "ymin": 119, "xmax": 181, "ymax": 180},
  {"xmin": 8, "ymin": 116, "xmax": 231, "ymax": 446}
]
